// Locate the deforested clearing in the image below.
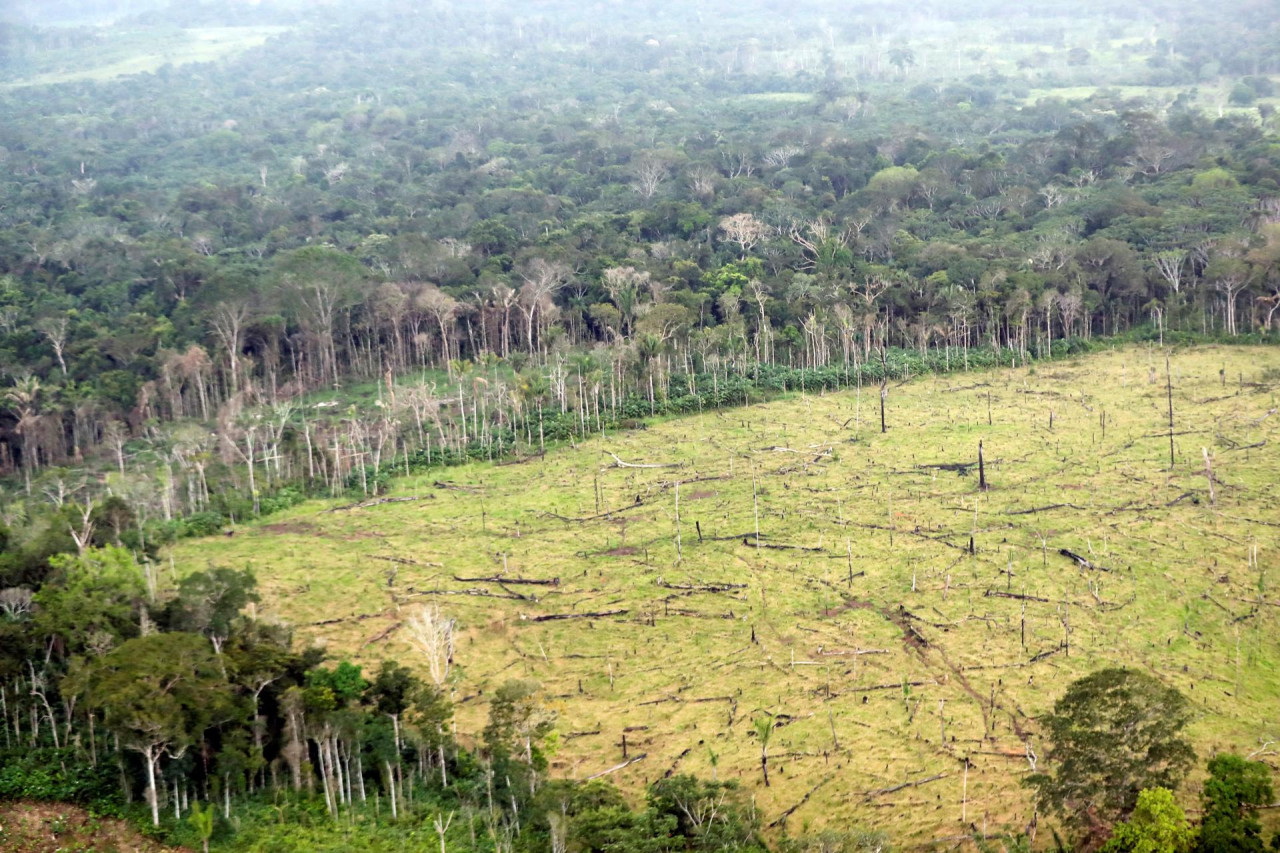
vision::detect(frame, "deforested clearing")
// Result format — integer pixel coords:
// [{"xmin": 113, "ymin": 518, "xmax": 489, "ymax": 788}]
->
[{"xmin": 175, "ymin": 345, "xmax": 1280, "ymax": 843}]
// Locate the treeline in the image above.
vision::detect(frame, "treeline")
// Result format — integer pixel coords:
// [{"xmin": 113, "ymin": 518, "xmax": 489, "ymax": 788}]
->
[
  {"xmin": 0, "ymin": 5, "xmax": 1278, "ymax": 563},
  {"xmin": 0, "ymin": 338, "xmax": 1109, "ymax": 593},
  {"xmin": 0, "ymin": 546, "xmax": 782, "ymax": 853}
]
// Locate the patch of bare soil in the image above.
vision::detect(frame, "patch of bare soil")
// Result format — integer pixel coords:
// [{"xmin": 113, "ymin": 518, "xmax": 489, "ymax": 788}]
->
[{"xmin": 0, "ymin": 801, "xmax": 186, "ymax": 853}]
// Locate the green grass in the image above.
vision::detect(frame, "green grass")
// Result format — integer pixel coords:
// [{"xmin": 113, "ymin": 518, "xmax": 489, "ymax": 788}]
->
[
  {"xmin": 172, "ymin": 345, "xmax": 1280, "ymax": 844},
  {"xmin": 1, "ymin": 27, "xmax": 289, "ymax": 88}
]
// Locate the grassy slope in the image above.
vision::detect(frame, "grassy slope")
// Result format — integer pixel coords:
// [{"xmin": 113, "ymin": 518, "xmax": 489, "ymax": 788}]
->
[
  {"xmin": 173, "ymin": 345, "xmax": 1280, "ymax": 844},
  {"xmin": 1, "ymin": 27, "xmax": 288, "ymax": 88}
]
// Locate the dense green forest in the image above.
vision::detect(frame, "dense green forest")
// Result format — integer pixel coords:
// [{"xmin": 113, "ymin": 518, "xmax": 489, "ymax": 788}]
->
[{"xmin": 1, "ymin": 0, "xmax": 1280, "ymax": 849}]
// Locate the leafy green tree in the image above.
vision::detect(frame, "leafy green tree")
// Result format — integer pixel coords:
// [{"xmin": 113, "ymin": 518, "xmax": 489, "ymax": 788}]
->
[
  {"xmin": 306, "ymin": 660, "xmax": 368, "ymax": 706},
  {"xmin": 366, "ymin": 659, "xmax": 418, "ymax": 718},
  {"xmin": 165, "ymin": 566, "xmax": 259, "ymax": 652},
  {"xmin": 647, "ymin": 774, "xmax": 765, "ymax": 851},
  {"xmin": 68, "ymin": 632, "xmax": 240, "ymax": 825},
  {"xmin": 188, "ymin": 799, "xmax": 214, "ymax": 853},
  {"xmin": 33, "ymin": 546, "xmax": 146, "ymax": 659},
  {"xmin": 887, "ymin": 47, "xmax": 916, "ymax": 77},
  {"xmin": 1102, "ymin": 788, "xmax": 1195, "ymax": 853},
  {"xmin": 1026, "ymin": 668, "xmax": 1195, "ymax": 844},
  {"xmin": 1195, "ymin": 754, "xmax": 1274, "ymax": 853},
  {"xmin": 483, "ymin": 678, "xmax": 556, "ymax": 765}
]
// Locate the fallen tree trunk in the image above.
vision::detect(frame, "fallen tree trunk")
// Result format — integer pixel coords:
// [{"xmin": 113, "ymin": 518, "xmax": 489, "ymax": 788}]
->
[
  {"xmin": 1030, "ymin": 643, "xmax": 1066, "ymax": 663},
  {"xmin": 455, "ymin": 574, "xmax": 560, "ymax": 586},
  {"xmin": 1059, "ymin": 548, "xmax": 1111, "ymax": 572},
  {"xmin": 402, "ymin": 588, "xmax": 527, "ymax": 601},
  {"xmin": 586, "ymin": 753, "xmax": 646, "ymax": 779},
  {"xmin": 538, "ymin": 503, "xmax": 648, "ymax": 523},
  {"xmin": 495, "ymin": 451, "xmax": 545, "ymax": 466},
  {"xmin": 856, "ymin": 679, "xmax": 938, "ymax": 692},
  {"xmin": 605, "ymin": 451, "xmax": 679, "ymax": 469},
  {"xmin": 984, "ymin": 590, "xmax": 1051, "ymax": 603},
  {"xmin": 769, "ymin": 774, "xmax": 837, "ymax": 827},
  {"xmin": 740, "ymin": 539, "xmax": 824, "ymax": 552},
  {"xmin": 1004, "ymin": 503, "xmax": 1083, "ymax": 515},
  {"xmin": 663, "ymin": 748, "xmax": 693, "ymax": 779},
  {"xmin": 325, "ymin": 495, "xmax": 430, "ymax": 512},
  {"xmin": 863, "ymin": 772, "xmax": 948, "ymax": 800},
  {"xmin": 306, "ymin": 611, "xmax": 387, "ymax": 627},
  {"xmin": 563, "ymin": 729, "xmax": 601, "ymax": 741},
  {"xmin": 656, "ymin": 580, "xmax": 747, "ymax": 592},
  {"xmin": 360, "ymin": 621, "xmax": 402, "ymax": 648},
  {"xmin": 527, "ymin": 609, "xmax": 629, "ymax": 622}
]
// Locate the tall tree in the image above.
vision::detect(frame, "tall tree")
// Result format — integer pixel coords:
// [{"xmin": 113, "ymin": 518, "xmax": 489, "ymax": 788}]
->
[
  {"xmin": 69, "ymin": 632, "xmax": 240, "ymax": 825},
  {"xmin": 1026, "ymin": 668, "xmax": 1195, "ymax": 848}
]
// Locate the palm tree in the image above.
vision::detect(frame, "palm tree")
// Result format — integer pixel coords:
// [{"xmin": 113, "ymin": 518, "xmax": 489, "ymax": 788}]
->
[
  {"xmin": 5, "ymin": 375, "xmax": 42, "ymax": 492},
  {"xmin": 887, "ymin": 47, "xmax": 916, "ymax": 77},
  {"xmin": 753, "ymin": 713, "xmax": 775, "ymax": 787}
]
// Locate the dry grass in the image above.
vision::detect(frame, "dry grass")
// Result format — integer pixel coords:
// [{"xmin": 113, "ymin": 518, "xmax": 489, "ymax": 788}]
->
[{"xmin": 172, "ymin": 345, "xmax": 1280, "ymax": 844}]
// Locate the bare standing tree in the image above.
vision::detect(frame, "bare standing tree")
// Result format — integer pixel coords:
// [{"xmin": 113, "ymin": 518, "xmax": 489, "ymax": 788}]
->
[
  {"xmin": 720, "ymin": 148, "xmax": 754, "ymax": 179},
  {"xmin": 407, "ymin": 604, "xmax": 456, "ymax": 788},
  {"xmin": 1207, "ymin": 243, "xmax": 1249, "ymax": 336},
  {"xmin": 210, "ymin": 302, "xmax": 250, "ymax": 397},
  {"xmin": 406, "ymin": 604, "xmax": 455, "ymax": 689},
  {"xmin": 687, "ymin": 167, "xmax": 717, "ymax": 199},
  {"xmin": 517, "ymin": 259, "xmax": 570, "ymax": 355},
  {"xmin": 0, "ymin": 587, "xmax": 33, "ymax": 619},
  {"xmin": 36, "ymin": 316, "xmax": 69, "ymax": 375},
  {"xmin": 762, "ymin": 145, "xmax": 804, "ymax": 169},
  {"xmin": 415, "ymin": 286, "xmax": 459, "ymax": 374},
  {"xmin": 432, "ymin": 811, "xmax": 454, "ymax": 853},
  {"xmin": 1153, "ymin": 250, "xmax": 1187, "ymax": 297},
  {"xmin": 719, "ymin": 213, "xmax": 769, "ymax": 259},
  {"xmin": 68, "ymin": 498, "xmax": 96, "ymax": 555},
  {"xmin": 630, "ymin": 156, "xmax": 668, "ymax": 199}
]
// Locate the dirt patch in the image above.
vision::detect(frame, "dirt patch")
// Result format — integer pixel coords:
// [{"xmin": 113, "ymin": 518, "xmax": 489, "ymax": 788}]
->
[
  {"xmin": 0, "ymin": 801, "xmax": 185, "ymax": 852},
  {"xmin": 260, "ymin": 520, "xmax": 316, "ymax": 535},
  {"xmin": 600, "ymin": 546, "xmax": 638, "ymax": 556},
  {"xmin": 685, "ymin": 490, "xmax": 717, "ymax": 500},
  {"xmin": 822, "ymin": 597, "xmax": 876, "ymax": 617}
]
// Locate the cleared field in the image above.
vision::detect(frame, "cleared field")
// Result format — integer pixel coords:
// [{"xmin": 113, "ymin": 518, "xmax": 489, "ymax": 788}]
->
[
  {"xmin": 172, "ymin": 345, "xmax": 1280, "ymax": 844},
  {"xmin": 1, "ymin": 27, "xmax": 288, "ymax": 88}
]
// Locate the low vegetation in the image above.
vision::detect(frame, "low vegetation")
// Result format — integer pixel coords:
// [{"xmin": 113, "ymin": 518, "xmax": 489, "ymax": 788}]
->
[{"xmin": 169, "ymin": 345, "xmax": 1280, "ymax": 845}]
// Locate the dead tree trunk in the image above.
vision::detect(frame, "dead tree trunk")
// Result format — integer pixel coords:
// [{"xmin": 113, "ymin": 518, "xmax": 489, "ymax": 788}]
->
[{"xmin": 1166, "ymin": 354, "xmax": 1175, "ymax": 469}]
